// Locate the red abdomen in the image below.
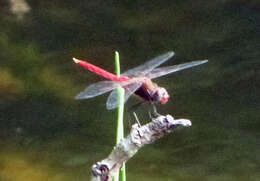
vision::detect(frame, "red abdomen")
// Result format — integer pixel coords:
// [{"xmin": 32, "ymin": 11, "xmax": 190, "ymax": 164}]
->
[{"xmin": 74, "ymin": 58, "xmax": 130, "ymax": 82}]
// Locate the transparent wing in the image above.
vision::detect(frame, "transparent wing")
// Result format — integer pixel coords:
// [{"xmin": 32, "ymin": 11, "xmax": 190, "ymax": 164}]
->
[
  {"xmin": 146, "ymin": 60, "xmax": 208, "ymax": 79},
  {"xmin": 122, "ymin": 51, "xmax": 175, "ymax": 78},
  {"xmin": 75, "ymin": 80, "xmax": 131, "ymax": 99},
  {"xmin": 106, "ymin": 82, "xmax": 142, "ymax": 110}
]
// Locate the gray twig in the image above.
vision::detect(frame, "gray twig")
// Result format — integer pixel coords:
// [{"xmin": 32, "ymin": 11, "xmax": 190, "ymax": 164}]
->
[{"xmin": 91, "ymin": 114, "xmax": 191, "ymax": 181}]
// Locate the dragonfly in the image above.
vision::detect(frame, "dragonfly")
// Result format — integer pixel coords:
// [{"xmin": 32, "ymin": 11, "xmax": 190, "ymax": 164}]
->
[{"xmin": 73, "ymin": 51, "xmax": 208, "ymax": 110}]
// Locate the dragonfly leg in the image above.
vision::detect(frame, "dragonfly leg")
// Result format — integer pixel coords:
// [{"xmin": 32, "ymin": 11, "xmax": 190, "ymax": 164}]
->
[
  {"xmin": 148, "ymin": 110, "xmax": 153, "ymax": 120},
  {"xmin": 125, "ymin": 101, "xmax": 144, "ymax": 128},
  {"xmin": 146, "ymin": 102, "xmax": 160, "ymax": 120},
  {"xmin": 151, "ymin": 102, "xmax": 161, "ymax": 117},
  {"xmin": 133, "ymin": 112, "xmax": 141, "ymax": 127}
]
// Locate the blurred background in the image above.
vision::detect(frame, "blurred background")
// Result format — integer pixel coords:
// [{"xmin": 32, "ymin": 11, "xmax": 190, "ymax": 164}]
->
[{"xmin": 0, "ymin": 0, "xmax": 259, "ymax": 180}]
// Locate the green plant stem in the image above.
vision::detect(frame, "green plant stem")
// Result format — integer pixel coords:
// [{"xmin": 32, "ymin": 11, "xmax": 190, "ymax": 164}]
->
[{"xmin": 114, "ymin": 51, "xmax": 126, "ymax": 181}]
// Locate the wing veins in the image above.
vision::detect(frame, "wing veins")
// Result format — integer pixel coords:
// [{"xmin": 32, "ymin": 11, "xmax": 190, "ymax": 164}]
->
[
  {"xmin": 106, "ymin": 82, "xmax": 142, "ymax": 110},
  {"xmin": 75, "ymin": 80, "xmax": 132, "ymax": 99},
  {"xmin": 146, "ymin": 60, "xmax": 208, "ymax": 79},
  {"xmin": 122, "ymin": 51, "xmax": 175, "ymax": 78}
]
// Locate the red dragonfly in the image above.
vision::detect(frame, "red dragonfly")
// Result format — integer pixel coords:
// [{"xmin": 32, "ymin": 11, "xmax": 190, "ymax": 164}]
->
[{"xmin": 73, "ymin": 51, "xmax": 208, "ymax": 110}]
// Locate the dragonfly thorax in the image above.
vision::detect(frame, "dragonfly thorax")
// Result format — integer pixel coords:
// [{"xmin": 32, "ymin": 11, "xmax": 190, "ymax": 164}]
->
[{"xmin": 153, "ymin": 87, "xmax": 170, "ymax": 104}]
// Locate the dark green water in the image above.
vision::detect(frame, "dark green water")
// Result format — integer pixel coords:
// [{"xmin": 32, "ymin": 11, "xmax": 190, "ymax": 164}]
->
[{"xmin": 0, "ymin": 0, "xmax": 259, "ymax": 180}]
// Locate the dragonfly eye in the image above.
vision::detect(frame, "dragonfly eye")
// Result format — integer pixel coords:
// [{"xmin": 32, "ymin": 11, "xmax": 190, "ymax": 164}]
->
[
  {"xmin": 155, "ymin": 87, "xmax": 169, "ymax": 104},
  {"xmin": 161, "ymin": 96, "xmax": 169, "ymax": 104}
]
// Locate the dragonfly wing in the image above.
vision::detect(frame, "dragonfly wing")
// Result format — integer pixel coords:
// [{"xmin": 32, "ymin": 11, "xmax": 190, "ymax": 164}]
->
[
  {"xmin": 75, "ymin": 80, "xmax": 129, "ymax": 99},
  {"xmin": 106, "ymin": 82, "xmax": 142, "ymax": 110},
  {"xmin": 122, "ymin": 51, "xmax": 175, "ymax": 78},
  {"xmin": 146, "ymin": 60, "xmax": 208, "ymax": 79}
]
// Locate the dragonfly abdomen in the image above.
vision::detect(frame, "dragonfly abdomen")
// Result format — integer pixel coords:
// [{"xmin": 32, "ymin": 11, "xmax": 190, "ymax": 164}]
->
[{"xmin": 73, "ymin": 58, "xmax": 130, "ymax": 82}]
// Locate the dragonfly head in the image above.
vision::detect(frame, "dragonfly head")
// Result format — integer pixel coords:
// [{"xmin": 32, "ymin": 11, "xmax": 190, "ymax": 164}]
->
[{"xmin": 154, "ymin": 87, "xmax": 170, "ymax": 104}]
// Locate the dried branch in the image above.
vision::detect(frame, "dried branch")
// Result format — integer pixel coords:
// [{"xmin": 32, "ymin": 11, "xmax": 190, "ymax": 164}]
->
[{"xmin": 91, "ymin": 114, "xmax": 191, "ymax": 181}]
